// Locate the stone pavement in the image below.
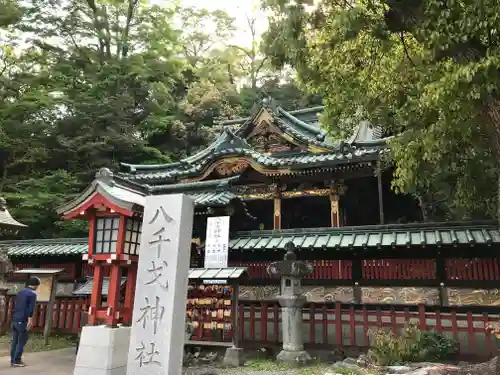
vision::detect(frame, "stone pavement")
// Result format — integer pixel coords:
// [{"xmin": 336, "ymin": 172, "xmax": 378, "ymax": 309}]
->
[{"xmin": 0, "ymin": 348, "xmax": 75, "ymax": 375}]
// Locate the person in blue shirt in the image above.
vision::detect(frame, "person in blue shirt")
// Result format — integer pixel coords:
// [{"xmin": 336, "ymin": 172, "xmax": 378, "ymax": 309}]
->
[{"xmin": 10, "ymin": 277, "xmax": 40, "ymax": 367}]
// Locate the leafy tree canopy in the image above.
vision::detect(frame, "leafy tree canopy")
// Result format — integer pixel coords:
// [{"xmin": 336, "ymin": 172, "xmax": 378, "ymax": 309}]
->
[
  {"xmin": 262, "ymin": 0, "xmax": 500, "ymax": 220},
  {"xmin": 0, "ymin": 0, "xmax": 314, "ymax": 238}
]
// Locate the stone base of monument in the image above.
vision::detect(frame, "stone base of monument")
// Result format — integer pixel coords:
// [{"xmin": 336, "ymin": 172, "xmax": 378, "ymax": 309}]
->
[
  {"xmin": 276, "ymin": 349, "xmax": 312, "ymax": 366},
  {"xmin": 223, "ymin": 347, "xmax": 245, "ymax": 367},
  {"xmin": 73, "ymin": 325, "xmax": 131, "ymax": 375}
]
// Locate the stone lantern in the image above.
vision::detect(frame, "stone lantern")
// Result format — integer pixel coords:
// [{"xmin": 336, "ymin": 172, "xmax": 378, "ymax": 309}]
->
[
  {"xmin": 0, "ymin": 197, "xmax": 26, "ymax": 235},
  {"xmin": 267, "ymin": 242, "xmax": 314, "ymax": 365},
  {"xmin": 0, "ymin": 197, "xmax": 26, "ymax": 332}
]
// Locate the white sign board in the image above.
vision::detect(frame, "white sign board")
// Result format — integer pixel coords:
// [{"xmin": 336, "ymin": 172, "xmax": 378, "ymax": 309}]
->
[
  {"xmin": 204, "ymin": 216, "xmax": 230, "ymax": 269},
  {"xmin": 127, "ymin": 194, "xmax": 194, "ymax": 375}
]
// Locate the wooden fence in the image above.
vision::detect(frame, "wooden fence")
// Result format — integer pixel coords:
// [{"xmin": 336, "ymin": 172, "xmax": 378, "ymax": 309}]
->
[
  {"xmin": 2, "ymin": 297, "xmax": 88, "ymax": 334},
  {"xmin": 231, "ymin": 257, "xmax": 500, "ymax": 284},
  {"xmin": 238, "ymin": 301, "xmax": 500, "ymax": 360},
  {"xmin": 2, "ymin": 297, "xmax": 499, "ymax": 360}
]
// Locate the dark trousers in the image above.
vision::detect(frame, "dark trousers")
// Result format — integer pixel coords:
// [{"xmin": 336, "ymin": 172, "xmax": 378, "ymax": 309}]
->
[{"xmin": 10, "ymin": 321, "xmax": 28, "ymax": 364}]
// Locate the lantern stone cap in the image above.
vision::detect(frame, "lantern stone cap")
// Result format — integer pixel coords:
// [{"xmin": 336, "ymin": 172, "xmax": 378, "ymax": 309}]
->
[
  {"xmin": 267, "ymin": 242, "xmax": 314, "ymax": 278},
  {"xmin": 13, "ymin": 268, "xmax": 65, "ymax": 275},
  {"xmin": 0, "ymin": 197, "xmax": 27, "ymax": 233}
]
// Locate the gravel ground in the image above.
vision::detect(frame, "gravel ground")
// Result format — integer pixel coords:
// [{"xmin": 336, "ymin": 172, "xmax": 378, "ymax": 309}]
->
[{"xmin": 183, "ymin": 367, "xmax": 304, "ymax": 375}]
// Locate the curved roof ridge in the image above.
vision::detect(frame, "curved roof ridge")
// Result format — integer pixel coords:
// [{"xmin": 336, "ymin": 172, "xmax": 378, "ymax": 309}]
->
[
  {"xmin": 120, "ymin": 161, "xmax": 182, "ymax": 173},
  {"xmin": 148, "ymin": 175, "xmax": 240, "ymax": 193},
  {"xmin": 0, "ymin": 237, "xmax": 88, "ymax": 245},
  {"xmin": 277, "ymin": 107, "xmax": 326, "ymax": 140},
  {"xmin": 219, "ymin": 105, "xmax": 325, "ymax": 126},
  {"xmin": 120, "ymin": 128, "xmax": 248, "ymax": 173},
  {"xmin": 352, "ymin": 136, "xmax": 394, "ymax": 147},
  {"xmin": 233, "ymin": 219, "xmax": 500, "ymax": 236}
]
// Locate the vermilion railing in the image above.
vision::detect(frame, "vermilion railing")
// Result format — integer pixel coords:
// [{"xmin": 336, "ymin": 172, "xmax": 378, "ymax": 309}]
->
[
  {"xmin": 237, "ymin": 301, "xmax": 500, "ymax": 360},
  {"xmin": 3, "ymin": 296, "xmax": 498, "ymax": 360},
  {"xmin": 230, "ymin": 258, "xmax": 500, "ymax": 283},
  {"xmin": 2, "ymin": 297, "xmax": 88, "ymax": 334}
]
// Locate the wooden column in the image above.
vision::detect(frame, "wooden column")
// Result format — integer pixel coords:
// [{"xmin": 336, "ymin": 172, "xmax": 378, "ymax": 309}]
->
[
  {"xmin": 352, "ymin": 256, "xmax": 362, "ymax": 304},
  {"xmin": 88, "ymin": 261, "xmax": 104, "ymax": 325},
  {"xmin": 273, "ymin": 183, "xmax": 281, "ymax": 230},
  {"xmin": 436, "ymin": 253, "xmax": 449, "ymax": 306},
  {"xmin": 376, "ymin": 161, "xmax": 385, "ymax": 224},
  {"xmin": 330, "ymin": 194, "xmax": 340, "ymax": 227},
  {"xmin": 0, "ymin": 287, "xmax": 8, "ymax": 334},
  {"xmin": 273, "ymin": 198, "xmax": 281, "ymax": 230},
  {"xmin": 231, "ymin": 284, "xmax": 240, "ymax": 347},
  {"xmin": 43, "ymin": 275, "xmax": 58, "ymax": 345},
  {"xmin": 87, "ymin": 214, "xmax": 96, "ymax": 256},
  {"xmin": 123, "ymin": 263, "xmax": 137, "ymax": 325},
  {"xmin": 329, "ymin": 181, "xmax": 346, "ymax": 227},
  {"xmin": 105, "ymin": 215, "xmax": 126, "ymax": 327},
  {"xmin": 106, "ymin": 263, "xmax": 122, "ymax": 327}
]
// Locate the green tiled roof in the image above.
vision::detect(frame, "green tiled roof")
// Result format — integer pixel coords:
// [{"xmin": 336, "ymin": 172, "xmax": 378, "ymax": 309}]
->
[
  {"xmin": 119, "ymin": 102, "xmax": 390, "ymax": 185},
  {"xmin": 189, "ymin": 191, "xmax": 238, "ymax": 207},
  {"xmin": 73, "ymin": 277, "xmax": 127, "ymax": 296},
  {"xmin": 188, "ymin": 267, "xmax": 247, "ymax": 280},
  {"xmin": 121, "ymin": 135, "xmax": 385, "ymax": 184},
  {"xmin": 228, "ymin": 221, "xmax": 500, "ymax": 251},
  {"xmin": 146, "ymin": 175, "xmax": 239, "ymax": 195},
  {"xmin": 2, "ymin": 238, "xmax": 88, "ymax": 256},
  {"xmin": 60, "ymin": 101, "xmax": 391, "ymax": 216}
]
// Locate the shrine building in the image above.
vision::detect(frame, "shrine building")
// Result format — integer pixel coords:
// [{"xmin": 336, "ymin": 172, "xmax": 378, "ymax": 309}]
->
[{"xmin": 53, "ymin": 98, "xmax": 500, "ymax": 327}]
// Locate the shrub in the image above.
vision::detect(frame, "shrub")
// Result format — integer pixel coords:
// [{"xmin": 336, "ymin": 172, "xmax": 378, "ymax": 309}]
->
[
  {"xmin": 368, "ymin": 323, "xmax": 457, "ymax": 365},
  {"xmin": 419, "ymin": 330, "xmax": 457, "ymax": 361}
]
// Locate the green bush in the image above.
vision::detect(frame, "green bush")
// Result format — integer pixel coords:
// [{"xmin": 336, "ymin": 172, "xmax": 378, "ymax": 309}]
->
[{"xmin": 368, "ymin": 323, "xmax": 457, "ymax": 366}]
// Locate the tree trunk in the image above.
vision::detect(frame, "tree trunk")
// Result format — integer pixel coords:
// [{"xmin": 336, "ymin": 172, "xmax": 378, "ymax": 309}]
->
[
  {"xmin": 485, "ymin": 98, "xmax": 500, "ymax": 223},
  {"xmin": 0, "ymin": 163, "xmax": 7, "ymax": 193}
]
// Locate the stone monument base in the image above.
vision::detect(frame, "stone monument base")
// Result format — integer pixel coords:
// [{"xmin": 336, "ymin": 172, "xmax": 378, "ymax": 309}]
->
[
  {"xmin": 74, "ymin": 325, "xmax": 131, "ymax": 375},
  {"xmin": 223, "ymin": 346, "xmax": 245, "ymax": 367},
  {"xmin": 276, "ymin": 349, "xmax": 312, "ymax": 366}
]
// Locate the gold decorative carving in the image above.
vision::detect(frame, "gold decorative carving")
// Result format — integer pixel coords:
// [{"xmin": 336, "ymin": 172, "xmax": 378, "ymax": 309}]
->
[
  {"xmin": 330, "ymin": 197, "xmax": 339, "ymax": 214},
  {"xmin": 237, "ymin": 187, "xmax": 332, "ymax": 200},
  {"xmin": 361, "ymin": 287, "xmax": 440, "ymax": 305},
  {"xmin": 238, "ymin": 285, "xmax": 280, "ymax": 300},
  {"xmin": 241, "ymin": 192, "xmax": 274, "ymax": 200},
  {"xmin": 237, "ymin": 285, "xmax": 354, "ymax": 303},
  {"xmin": 246, "ymin": 111, "xmax": 300, "ymax": 153},
  {"xmin": 247, "ymin": 132, "xmax": 298, "ymax": 153},
  {"xmin": 447, "ymin": 288, "xmax": 500, "ymax": 306},
  {"xmin": 214, "ymin": 160, "xmax": 249, "ymax": 176},
  {"xmin": 234, "ymin": 285, "xmax": 500, "ymax": 307},
  {"xmin": 281, "ymin": 188, "xmax": 331, "ymax": 199},
  {"xmin": 235, "ymin": 184, "xmax": 276, "ymax": 200},
  {"xmin": 273, "ymin": 198, "xmax": 281, "ymax": 231},
  {"xmin": 180, "ymin": 156, "xmax": 296, "ymax": 183},
  {"xmin": 328, "ymin": 180, "xmax": 347, "ymax": 196}
]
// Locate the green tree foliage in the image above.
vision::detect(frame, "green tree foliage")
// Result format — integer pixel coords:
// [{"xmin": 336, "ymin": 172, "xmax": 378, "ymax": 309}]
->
[
  {"xmin": 0, "ymin": 1, "xmax": 314, "ymax": 238},
  {"xmin": 262, "ymin": 0, "xmax": 500, "ymax": 220}
]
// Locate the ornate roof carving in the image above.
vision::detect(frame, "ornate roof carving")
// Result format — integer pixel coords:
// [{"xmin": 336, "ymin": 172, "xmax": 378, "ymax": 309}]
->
[
  {"xmin": 118, "ymin": 101, "xmax": 390, "ymax": 185},
  {"xmin": 58, "ymin": 100, "xmax": 392, "ymax": 217}
]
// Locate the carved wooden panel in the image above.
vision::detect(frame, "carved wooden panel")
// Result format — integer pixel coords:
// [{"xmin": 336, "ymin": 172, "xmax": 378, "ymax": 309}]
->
[
  {"xmin": 246, "ymin": 119, "xmax": 299, "ymax": 153},
  {"xmin": 214, "ymin": 160, "xmax": 249, "ymax": 177}
]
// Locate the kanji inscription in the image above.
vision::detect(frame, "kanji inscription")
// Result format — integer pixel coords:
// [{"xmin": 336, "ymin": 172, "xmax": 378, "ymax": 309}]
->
[
  {"xmin": 149, "ymin": 227, "xmax": 171, "ymax": 257},
  {"xmin": 127, "ymin": 194, "xmax": 194, "ymax": 375},
  {"xmin": 136, "ymin": 296, "xmax": 165, "ymax": 335},
  {"xmin": 148, "ymin": 206, "xmax": 174, "ymax": 225},
  {"xmin": 145, "ymin": 260, "xmax": 169, "ymax": 291},
  {"xmin": 135, "ymin": 342, "xmax": 161, "ymax": 367}
]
